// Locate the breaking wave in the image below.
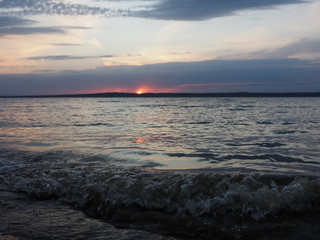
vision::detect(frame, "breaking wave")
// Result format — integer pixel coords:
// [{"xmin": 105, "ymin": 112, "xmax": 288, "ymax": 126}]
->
[{"xmin": 1, "ymin": 149, "xmax": 319, "ymax": 239}]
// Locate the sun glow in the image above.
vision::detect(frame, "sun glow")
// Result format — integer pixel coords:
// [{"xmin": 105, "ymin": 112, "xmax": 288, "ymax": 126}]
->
[{"xmin": 135, "ymin": 86, "xmax": 154, "ymax": 94}]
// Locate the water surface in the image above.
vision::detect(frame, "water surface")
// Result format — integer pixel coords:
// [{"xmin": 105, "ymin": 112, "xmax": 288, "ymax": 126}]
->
[
  {"xmin": 0, "ymin": 97, "xmax": 319, "ymax": 175},
  {"xmin": 1, "ymin": 97, "xmax": 320, "ymax": 239}
]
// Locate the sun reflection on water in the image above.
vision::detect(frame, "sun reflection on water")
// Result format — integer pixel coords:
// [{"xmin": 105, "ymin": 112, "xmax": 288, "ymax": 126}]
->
[{"xmin": 134, "ymin": 137, "xmax": 146, "ymax": 144}]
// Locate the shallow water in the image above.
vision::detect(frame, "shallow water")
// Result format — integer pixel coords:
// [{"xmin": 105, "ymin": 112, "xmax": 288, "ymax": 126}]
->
[
  {"xmin": 0, "ymin": 191, "xmax": 176, "ymax": 240},
  {"xmin": 0, "ymin": 149, "xmax": 319, "ymax": 239},
  {"xmin": 0, "ymin": 97, "xmax": 320, "ymax": 239}
]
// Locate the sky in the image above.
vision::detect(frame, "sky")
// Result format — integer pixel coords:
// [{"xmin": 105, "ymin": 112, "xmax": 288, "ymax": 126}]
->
[{"xmin": 0, "ymin": 0, "xmax": 319, "ymax": 95}]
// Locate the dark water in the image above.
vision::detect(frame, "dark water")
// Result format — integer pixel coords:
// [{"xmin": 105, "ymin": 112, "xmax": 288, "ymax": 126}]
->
[
  {"xmin": 0, "ymin": 97, "xmax": 319, "ymax": 239},
  {"xmin": 0, "ymin": 191, "xmax": 176, "ymax": 240}
]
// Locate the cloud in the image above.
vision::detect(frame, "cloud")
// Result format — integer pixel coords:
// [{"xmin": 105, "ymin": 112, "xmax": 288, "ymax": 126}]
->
[
  {"xmin": 253, "ymin": 38, "xmax": 320, "ymax": 59},
  {"xmin": 0, "ymin": 0, "xmax": 308, "ymax": 21},
  {"xmin": 131, "ymin": 0, "xmax": 307, "ymax": 20},
  {"xmin": 0, "ymin": 16, "xmax": 55, "ymax": 37},
  {"xmin": 0, "ymin": 26, "xmax": 90, "ymax": 37},
  {"xmin": 51, "ymin": 43, "xmax": 82, "ymax": 46},
  {"xmin": 169, "ymin": 52, "xmax": 191, "ymax": 55},
  {"xmin": 0, "ymin": 26, "xmax": 66, "ymax": 37},
  {"xmin": 0, "ymin": 2, "xmax": 112, "ymax": 37},
  {"xmin": 0, "ymin": 0, "xmax": 115, "ymax": 17},
  {"xmin": 0, "ymin": 58, "xmax": 319, "ymax": 95},
  {"xmin": 0, "ymin": 16, "xmax": 36, "ymax": 27},
  {"xmin": 26, "ymin": 54, "xmax": 114, "ymax": 61},
  {"xmin": 0, "ymin": 16, "xmax": 91, "ymax": 37}
]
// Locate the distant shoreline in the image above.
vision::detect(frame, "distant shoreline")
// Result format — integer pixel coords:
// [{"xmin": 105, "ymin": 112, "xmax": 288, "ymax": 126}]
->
[{"xmin": 1, "ymin": 92, "xmax": 320, "ymax": 98}]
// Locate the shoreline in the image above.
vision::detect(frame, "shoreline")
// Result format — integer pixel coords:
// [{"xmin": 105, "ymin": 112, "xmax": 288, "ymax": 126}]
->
[
  {"xmin": 1, "ymin": 149, "xmax": 320, "ymax": 239},
  {"xmin": 0, "ymin": 191, "xmax": 176, "ymax": 240},
  {"xmin": 1, "ymin": 187, "xmax": 320, "ymax": 240}
]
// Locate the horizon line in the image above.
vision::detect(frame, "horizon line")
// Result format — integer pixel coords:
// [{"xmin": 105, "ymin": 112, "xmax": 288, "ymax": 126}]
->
[{"xmin": 1, "ymin": 92, "xmax": 320, "ymax": 98}]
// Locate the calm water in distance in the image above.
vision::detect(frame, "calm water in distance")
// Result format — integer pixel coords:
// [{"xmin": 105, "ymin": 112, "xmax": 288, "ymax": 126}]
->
[{"xmin": 0, "ymin": 97, "xmax": 319, "ymax": 175}]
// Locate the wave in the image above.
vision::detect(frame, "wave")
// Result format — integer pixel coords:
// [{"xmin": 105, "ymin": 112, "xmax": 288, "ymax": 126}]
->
[
  {"xmin": 139, "ymin": 104, "xmax": 178, "ymax": 108},
  {"xmin": 228, "ymin": 108, "xmax": 247, "ymax": 111},
  {"xmin": 73, "ymin": 123, "xmax": 113, "ymax": 127},
  {"xmin": 273, "ymin": 130, "xmax": 297, "ymax": 134},
  {"xmin": 281, "ymin": 122, "xmax": 295, "ymax": 125},
  {"xmin": 226, "ymin": 142, "xmax": 285, "ymax": 148},
  {"xmin": 0, "ymin": 149, "xmax": 319, "ymax": 239},
  {"xmin": 183, "ymin": 121, "xmax": 213, "ymax": 125},
  {"xmin": 218, "ymin": 154, "xmax": 308, "ymax": 163},
  {"xmin": 167, "ymin": 152, "xmax": 316, "ymax": 164},
  {"xmin": 257, "ymin": 121, "xmax": 274, "ymax": 125}
]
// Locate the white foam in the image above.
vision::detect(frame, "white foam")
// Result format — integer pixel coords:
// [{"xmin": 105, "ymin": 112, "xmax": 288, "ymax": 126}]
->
[{"xmin": 1, "ymin": 150, "xmax": 319, "ymax": 222}]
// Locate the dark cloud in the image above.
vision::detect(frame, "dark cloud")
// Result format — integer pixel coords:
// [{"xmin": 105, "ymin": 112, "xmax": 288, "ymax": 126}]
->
[
  {"xmin": 0, "ymin": 26, "xmax": 90, "ymax": 37},
  {"xmin": 0, "ymin": 16, "xmax": 54, "ymax": 37},
  {"xmin": 0, "ymin": 0, "xmax": 308, "ymax": 21},
  {"xmin": 33, "ymin": 69, "xmax": 55, "ymax": 73},
  {"xmin": 0, "ymin": 16, "xmax": 91, "ymax": 37},
  {"xmin": 0, "ymin": 58, "xmax": 319, "ymax": 95},
  {"xmin": 0, "ymin": 26, "xmax": 66, "ymax": 37},
  {"xmin": 26, "ymin": 54, "xmax": 114, "ymax": 61},
  {"xmin": 0, "ymin": 0, "xmax": 115, "ymax": 17},
  {"xmin": 132, "ymin": 0, "xmax": 307, "ymax": 20},
  {"xmin": 0, "ymin": 16, "xmax": 36, "ymax": 27}
]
